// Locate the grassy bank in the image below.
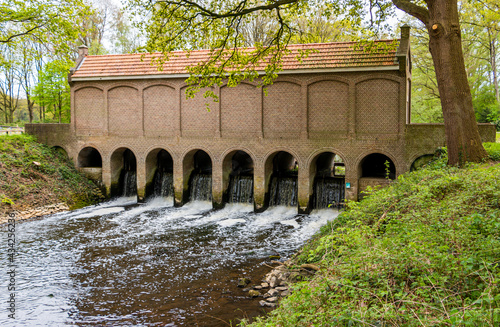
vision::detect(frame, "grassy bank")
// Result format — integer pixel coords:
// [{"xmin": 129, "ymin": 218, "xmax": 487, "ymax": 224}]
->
[
  {"xmin": 245, "ymin": 143, "xmax": 500, "ymax": 326},
  {"xmin": 0, "ymin": 134, "xmax": 104, "ymax": 217}
]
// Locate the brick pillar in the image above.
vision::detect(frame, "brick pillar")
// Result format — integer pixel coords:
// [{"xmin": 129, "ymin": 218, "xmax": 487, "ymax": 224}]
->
[
  {"xmin": 297, "ymin": 168, "xmax": 310, "ymax": 214},
  {"xmin": 173, "ymin": 157, "xmax": 185, "ymax": 207},
  {"xmin": 136, "ymin": 156, "xmax": 146, "ymax": 201},
  {"xmin": 344, "ymin": 163, "xmax": 358, "ymax": 202},
  {"xmin": 102, "ymin": 156, "xmax": 112, "ymax": 197},
  {"xmin": 212, "ymin": 160, "xmax": 223, "ymax": 209},
  {"xmin": 253, "ymin": 162, "xmax": 266, "ymax": 211}
]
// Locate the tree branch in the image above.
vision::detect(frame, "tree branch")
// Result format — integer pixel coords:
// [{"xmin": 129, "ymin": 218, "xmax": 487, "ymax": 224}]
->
[
  {"xmin": 160, "ymin": 0, "xmax": 298, "ymax": 18},
  {"xmin": 391, "ymin": 0, "xmax": 429, "ymax": 26}
]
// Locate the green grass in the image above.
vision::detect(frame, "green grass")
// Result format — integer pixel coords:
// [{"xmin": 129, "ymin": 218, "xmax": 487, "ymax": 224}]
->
[
  {"xmin": 0, "ymin": 134, "xmax": 104, "ymax": 212},
  {"xmin": 496, "ymin": 131, "xmax": 499, "ymax": 142},
  {"xmin": 243, "ymin": 150, "xmax": 500, "ymax": 327}
]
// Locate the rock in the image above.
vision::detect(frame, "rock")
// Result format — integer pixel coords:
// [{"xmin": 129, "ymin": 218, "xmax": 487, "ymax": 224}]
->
[
  {"xmin": 266, "ymin": 296, "xmax": 278, "ymax": 303},
  {"xmin": 270, "ymin": 276, "xmax": 281, "ymax": 288},
  {"xmin": 237, "ymin": 277, "xmax": 251, "ymax": 287},
  {"xmin": 264, "ymin": 289, "xmax": 279, "ymax": 298},
  {"xmin": 260, "ymin": 282, "xmax": 269, "ymax": 288},
  {"xmin": 253, "ymin": 285, "xmax": 263, "ymax": 290},
  {"xmin": 259, "ymin": 300, "xmax": 276, "ymax": 308},
  {"xmin": 301, "ymin": 264, "xmax": 320, "ymax": 271},
  {"xmin": 248, "ymin": 290, "xmax": 260, "ymax": 297},
  {"xmin": 275, "ymin": 286, "xmax": 288, "ymax": 291},
  {"xmin": 281, "ymin": 290, "xmax": 290, "ymax": 296}
]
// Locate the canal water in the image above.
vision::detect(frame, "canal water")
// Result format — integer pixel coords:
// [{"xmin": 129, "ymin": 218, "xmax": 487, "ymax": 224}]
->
[{"xmin": 0, "ymin": 198, "xmax": 338, "ymax": 326}]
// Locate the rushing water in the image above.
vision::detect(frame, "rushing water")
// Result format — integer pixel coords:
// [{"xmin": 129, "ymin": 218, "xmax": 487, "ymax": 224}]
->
[
  {"xmin": 190, "ymin": 174, "xmax": 212, "ymax": 201},
  {"xmin": 153, "ymin": 171, "xmax": 174, "ymax": 198},
  {"xmin": 228, "ymin": 176, "xmax": 253, "ymax": 204},
  {"xmin": 313, "ymin": 177, "xmax": 345, "ymax": 209},
  {"xmin": 0, "ymin": 198, "xmax": 338, "ymax": 326},
  {"xmin": 269, "ymin": 176, "xmax": 298, "ymax": 207}
]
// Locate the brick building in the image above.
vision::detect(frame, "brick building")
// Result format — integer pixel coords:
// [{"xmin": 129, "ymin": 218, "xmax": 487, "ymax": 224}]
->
[{"xmin": 26, "ymin": 26, "xmax": 496, "ymax": 212}]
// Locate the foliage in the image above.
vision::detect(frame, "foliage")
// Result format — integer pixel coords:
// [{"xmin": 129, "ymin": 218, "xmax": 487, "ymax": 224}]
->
[
  {"xmin": 243, "ymin": 152, "xmax": 500, "ymax": 326},
  {"xmin": 0, "ymin": 0, "xmax": 94, "ymax": 53},
  {"xmin": 0, "ymin": 134, "xmax": 104, "ymax": 213},
  {"xmin": 33, "ymin": 59, "xmax": 72, "ymax": 123}
]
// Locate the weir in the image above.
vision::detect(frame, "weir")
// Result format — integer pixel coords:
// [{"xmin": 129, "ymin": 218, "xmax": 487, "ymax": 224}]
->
[
  {"xmin": 118, "ymin": 149, "xmax": 137, "ymax": 197},
  {"xmin": 152, "ymin": 150, "xmax": 174, "ymax": 198},
  {"xmin": 25, "ymin": 26, "xmax": 497, "ymax": 211}
]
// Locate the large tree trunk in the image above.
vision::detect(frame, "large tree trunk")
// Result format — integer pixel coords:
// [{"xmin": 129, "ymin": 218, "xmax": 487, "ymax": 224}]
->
[{"xmin": 426, "ymin": 0, "xmax": 488, "ymax": 165}]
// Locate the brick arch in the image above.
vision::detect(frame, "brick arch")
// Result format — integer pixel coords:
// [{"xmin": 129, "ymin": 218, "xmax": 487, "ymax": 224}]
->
[
  {"xmin": 263, "ymin": 81, "xmax": 302, "ymax": 138},
  {"xmin": 356, "ymin": 151, "xmax": 399, "ymax": 179},
  {"xmin": 408, "ymin": 152, "xmax": 436, "ymax": 171},
  {"xmin": 307, "ymin": 79, "xmax": 350, "ymax": 135},
  {"xmin": 73, "ymin": 85, "xmax": 105, "ymax": 92},
  {"xmin": 306, "ymin": 148, "xmax": 349, "ymax": 172},
  {"xmin": 221, "ymin": 149, "xmax": 255, "ymax": 204},
  {"xmin": 272, "ymin": 76, "xmax": 303, "ymax": 86},
  {"xmin": 110, "ymin": 147, "xmax": 138, "ymax": 197},
  {"xmin": 182, "ymin": 148, "xmax": 213, "ymax": 202},
  {"xmin": 143, "ymin": 82, "xmax": 176, "ymax": 91},
  {"xmin": 220, "ymin": 147, "xmax": 258, "ymax": 167},
  {"xmin": 353, "ymin": 73, "xmax": 403, "ymax": 85},
  {"xmin": 220, "ymin": 83, "xmax": 261, "ymax": 137},
  {"xmin": 77, "ymin": 145, "xmax": 103, "ymax": 168},
  {"xmin": 145, "ymin": 147, "xmax": 174, "ymax": 198},
  {"xmin": 306, "ymin": 75, "xmax": 350, "ymax": 86},
  {"xmin": 106, "ymin": 83, "xmax": 140, "ymax": 92},
  {"xmin": 355, "ymin": 76, "xmax": 401, "ymax": 135},
  {"xmin": 143, "ymin": 84, "xmax": 177, "ymax": 137},
  {"xmin": 74, "ymin": 86, "xmax": 106, "ymax": 132},
  {"xmin": 179, "ymin": 85, "xmax": 218, "ymax": 137}
]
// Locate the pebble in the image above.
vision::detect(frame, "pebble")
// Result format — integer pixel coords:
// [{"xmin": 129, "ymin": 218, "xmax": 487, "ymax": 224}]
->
[
  {"xmin": 259, "ymin": 300, "xmax": 276, "ymax": 308},
  {"xmin": 248, "ymin": 290, "xmax": 260, "ymax": 298},
  {"xmin": 266, "ymin": 297, "xmax": 278, "ymax": 303},
  {"xmin": 275, "ymin": 286, "xmax": 288, "ymax": 291}
]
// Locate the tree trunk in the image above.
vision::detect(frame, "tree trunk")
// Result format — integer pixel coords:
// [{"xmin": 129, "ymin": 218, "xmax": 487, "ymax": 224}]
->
[
  {"xmin": 27, "ymin": 98, "xmax": 34, "ymax": 123},
  {"xmin": 426, "ymin": 0, "xmax": 488, "ymax": 165}
]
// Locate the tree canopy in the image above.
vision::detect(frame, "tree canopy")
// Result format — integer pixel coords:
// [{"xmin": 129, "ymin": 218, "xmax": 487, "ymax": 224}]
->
[{"xmin": 128, "ymin": 0, "xmax": 495, "ymax": 165}]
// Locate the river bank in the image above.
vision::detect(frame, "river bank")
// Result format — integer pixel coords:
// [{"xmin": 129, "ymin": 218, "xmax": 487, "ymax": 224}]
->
[
  {"xmin": 0, "ymin": 134, "xmax": 104, "ymax": 222},
  {"xmin": 243, "ymin": 145, "xmax": 500, "ymax": 327}
]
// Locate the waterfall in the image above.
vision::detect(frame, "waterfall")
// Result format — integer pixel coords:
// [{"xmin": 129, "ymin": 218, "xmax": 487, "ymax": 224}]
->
[
  {"xmin": 228, "ymin": 175, "xmax": 253, "ymax": 204},
  {"xmin": 269, "ymin": 176, "xmax": 297, "ymax": 207},
  {"xmin": 153, "ymin": 170, "xmax": 174, "ymax": 198},
  {"xmin": 313, "ymin": 177, "xmax": 345, "ymax": 209},
  {"xmin": 189, "ymin": 173, "xmax": 212, "ymax": 201},
  {"xmin": 121, "ymin": 170, "xmax": 137, "ymax": 197}
]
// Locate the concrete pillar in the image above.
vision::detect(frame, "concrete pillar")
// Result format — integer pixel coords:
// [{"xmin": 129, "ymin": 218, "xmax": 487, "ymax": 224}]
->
[
  {"xmin": 297, "ymin": 168, "xmax": 310, "ymax": 214},
  {"xmin": 136, "ymin": 156, "xmax": 146, "ymax": 201},
  {"xmin": 173, "ymin": 157, "xmax": 184, "ymax": 207},
  {"xmin": 253, "ymin": 162, "xmax": 266, "ymax": 212},
  {"xmin": 212, "ymin": 160, "xmax": 223, "ymax": 209}
]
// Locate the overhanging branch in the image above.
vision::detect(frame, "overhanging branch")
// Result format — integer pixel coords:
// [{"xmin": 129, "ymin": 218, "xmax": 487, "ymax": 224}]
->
[{"xmin": 391, "ymin": 0, "xmax": 429, "ymax": 26}]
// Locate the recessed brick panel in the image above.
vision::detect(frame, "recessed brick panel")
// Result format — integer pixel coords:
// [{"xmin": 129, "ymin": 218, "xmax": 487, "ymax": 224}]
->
[
  {"xmin": 181, "ymin": 87, "xmax": 217, "ymax": 137},
  {"xmin": 221, "ymin": 84, "xmax": 260, "ymax": 137},
  {"xmin": 75, "ymin": 87, "xmax": 105, "ymax": 134},
  {"xmin": 308, "ymin": 81, "xmax": 349, "ymax": 135},
  {"xmin": 263, "ymin": 82, "xmax": 302, "ymax": 138},
  {"xmin": 356, "ymin": 79, "xmax": 399, "ymax": 134},
  {"xmin": 108, "ymin": 86, "xmax": 142, "ymax": 136},
  {"xmin": 144, "ymin": 85, "xmax": 176, "ymax": 137}
]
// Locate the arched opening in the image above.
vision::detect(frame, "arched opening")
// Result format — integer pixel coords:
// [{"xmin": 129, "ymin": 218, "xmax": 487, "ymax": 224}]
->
[
  {"xmin": 183, "ymin": 150, "xmax": 212, "ymax": 202},
  {"xmin": 77, "ymin": 146, "xmax": 103, "ymax": 186},
  {"xmin": 360, "ymin": 153, "xmax": 396, "ymax": 179},
  {"xmin": 53, "ymin": 146, "xmax": 68, "ymax": 159},
  {"xmin": 310, "ymin": 152, "xmax": 345, "ymax": 209},
  {"xmin": 146, "ymin": 149, "xmax": 174, "ymax": 198},
  {"xmin": 223, "ymin": 150, "xmax": 254, "ymax": 204},
  {"xmin": 358, "ymin": 153, "xmax": 395, "ymax": 199},
  {"xmin": 265, "ymin": 151, "xmax": 298, "ymax": 207},
  {"xmin": 111, "ymin": 148, "xmax": 137, "ymax": 197},
  {"xmin": 78, "ymin": 147, "xmax": 102, "ymax": 168},
  {"xmin": 410, "ymin": 154, "xmax": 434, "ymax": 171}
]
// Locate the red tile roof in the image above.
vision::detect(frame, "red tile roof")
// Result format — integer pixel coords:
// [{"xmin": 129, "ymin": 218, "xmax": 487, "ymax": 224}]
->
[{"xmin": 71, "ymin": 40, "xmax": 400, "ymax": 79}]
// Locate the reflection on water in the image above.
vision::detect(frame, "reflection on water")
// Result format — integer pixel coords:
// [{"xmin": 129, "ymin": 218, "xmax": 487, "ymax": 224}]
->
[{"xmin": 0, "ymin": 198, "xmax": 338, "ymax": 326}]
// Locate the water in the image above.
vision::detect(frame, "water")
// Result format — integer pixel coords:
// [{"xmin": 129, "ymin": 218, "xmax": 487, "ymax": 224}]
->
[
  {"xmin": 269, "ymin": 176, "xmax": 298, "ymax": 207},
  {"xmin": 190, "ymin": 174, "xmax": 212, "ymax": 201},
  {"xmin": 313, "ymin": 177, "xmax": 345, "ymax": 209},
  {"xmin": 228, "ymin": 175, "xmax": 253, "ymax": 204},
  {"xmin": 121, "ymin": 170, "xmax": 137, "ymax": 197},
  {"xmin": 153, "ymin": 171, "xmax": 174, "ymax": 198},
  {"xmin": 0, "ymin": 199, "xmax": 339, "ymax": 326}
]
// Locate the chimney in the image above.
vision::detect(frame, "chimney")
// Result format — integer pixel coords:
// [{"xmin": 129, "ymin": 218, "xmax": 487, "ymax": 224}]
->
[
  {"xmin": 78, "ymin": 45, "xmax": 89, "ymax": 58},
  {"xmin": 400, "ymin": 24, "xmax": 411, "ymax": 40}
]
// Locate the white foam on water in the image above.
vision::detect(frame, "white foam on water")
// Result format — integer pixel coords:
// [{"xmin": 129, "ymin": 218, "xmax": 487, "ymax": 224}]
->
[
  {"xmin": 217, "ymin": 218, "xmax": 246, "ymax": 227},
  {"xmin": 280, "ymin": 219, "xmax": 300, "ymax": 228},
  {"xmin": 73, "ymin": 206, "xmax": 126, "ymax": 219},
  {"xmin": 293, "ymin": 209, "xmax": 340, "ymax": 240},
  {"xmin": 145, "ymin": 196, "xmax": 174, "ymax": 208},
  {"xmin": 250, "ymin": 206, "xmax": 298, "ymax": 228}
]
